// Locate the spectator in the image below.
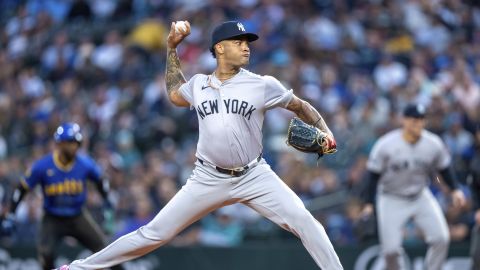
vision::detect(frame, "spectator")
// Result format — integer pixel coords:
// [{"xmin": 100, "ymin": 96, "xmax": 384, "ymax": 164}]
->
[
  {"xmin": 197, "ymin": 205, "xmax": 245, "ymax": 247},
  {"xmin": 91, "ymin": 30, "xmax": 124, "ymax": 75},
  {"xmin": 41, "ymin": 31, "xmax": 75, "ymax": 80},
  {"xmin": 114, "ymin": 196, "xmax": 154, "ymax": 239},
  {"xmin": 373, "ymin": 53, "xmax": 408, "ymax": 93}
]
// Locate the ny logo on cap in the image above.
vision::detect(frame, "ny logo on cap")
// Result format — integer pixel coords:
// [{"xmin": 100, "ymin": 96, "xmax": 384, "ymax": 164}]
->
[
  {"xmin": 417, "ymin": 104, "xmax": 425, "ymax": 114},
  {"xmin": 237, "ymin": 22, "xmax": 245, "ymax": 32}
]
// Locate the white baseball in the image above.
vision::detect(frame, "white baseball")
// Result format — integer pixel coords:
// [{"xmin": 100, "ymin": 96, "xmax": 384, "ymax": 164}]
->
[{"xmin": 175, "ymin": 21, "xmax": 187, "ymax": 34}]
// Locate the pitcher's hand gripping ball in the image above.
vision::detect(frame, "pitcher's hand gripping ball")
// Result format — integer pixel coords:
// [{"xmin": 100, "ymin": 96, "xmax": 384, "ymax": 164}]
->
[
  {"xmin": 174, "ymin": 21, "xmax": 188, "ymax": 34},
  {"xmin": 286, "ymin": 117, "xmax": 337, "ymax": 157}
]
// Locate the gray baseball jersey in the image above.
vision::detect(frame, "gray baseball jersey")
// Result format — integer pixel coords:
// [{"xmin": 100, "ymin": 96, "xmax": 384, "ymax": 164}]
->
[
  {"xmin": 367, "ymin": 129, "xmax": 451, "ymax": 197},
  {"xmin": 179, "ymin": 68, "xmax": 293, "ymax": 168}
]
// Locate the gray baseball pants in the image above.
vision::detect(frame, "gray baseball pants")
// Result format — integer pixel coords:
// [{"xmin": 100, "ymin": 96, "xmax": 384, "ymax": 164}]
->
[
  {"xmin": 377, "ymin": 188, "xmax": 449, "ymax": 270},
  {"xmin": 68, "ymin": 159, "xmax": 343, "ymax": 269}
]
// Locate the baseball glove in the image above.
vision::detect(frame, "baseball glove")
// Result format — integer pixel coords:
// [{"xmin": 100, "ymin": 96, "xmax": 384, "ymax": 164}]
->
[{"xmin": 286, "ymin": 117, "xmax": 337, "ymax": 157}]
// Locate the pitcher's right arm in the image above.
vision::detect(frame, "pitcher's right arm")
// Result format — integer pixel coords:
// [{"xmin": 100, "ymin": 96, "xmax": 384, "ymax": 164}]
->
[{"xmin": 165, "ymin": 21, "xmax": 190, "ymax": 107}]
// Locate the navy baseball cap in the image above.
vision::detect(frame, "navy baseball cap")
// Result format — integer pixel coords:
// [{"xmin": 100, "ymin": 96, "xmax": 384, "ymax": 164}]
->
[
  {"xmin": 403, "ymin": 104, "xmax": 426, "ymax": 118},
  {"xmin": 210, "ymin": 21, "xmax": 259, "ymax": 53}
]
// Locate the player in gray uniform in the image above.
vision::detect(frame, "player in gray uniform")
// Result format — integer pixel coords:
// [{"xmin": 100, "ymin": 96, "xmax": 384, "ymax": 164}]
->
[
  {"xmin": 361, "ymin": 104, "xmax": 466, "ymax": 270},
  {"xmin": 56, "ymin": 21, "xmax": 343, "ymax": 270}
]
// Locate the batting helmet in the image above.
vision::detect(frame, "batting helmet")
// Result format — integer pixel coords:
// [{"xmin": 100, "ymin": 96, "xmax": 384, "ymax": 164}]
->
[{"xmin": 54, "ymin": 122, "xmax": 83, "ymax": 144}]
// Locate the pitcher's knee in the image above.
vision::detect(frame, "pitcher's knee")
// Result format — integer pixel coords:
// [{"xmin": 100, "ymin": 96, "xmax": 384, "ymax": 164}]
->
[
  {"xmin": 287, "ymin": 209, "xmax": 318, "ymax": 230},
  {"xmin": 429, "ymin": 233, "xmax": 449, "ymax": 248},
  {"xmin": 139, "ymin": 225, "xmax": 176, "ymax": 243}
]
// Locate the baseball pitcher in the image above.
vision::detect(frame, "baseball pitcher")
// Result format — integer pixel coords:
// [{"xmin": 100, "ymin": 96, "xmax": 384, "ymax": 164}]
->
[
  {"xmin": 56, "ymin": 20, "xmax": 343, "ymax": 270},
  {"xmin": 362, "ymin": 104, "xmax": 466, "ymax": 270}
]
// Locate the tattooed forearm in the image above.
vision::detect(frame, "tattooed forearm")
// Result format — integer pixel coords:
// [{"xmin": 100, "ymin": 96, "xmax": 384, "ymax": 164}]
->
[
  {"xmin": 299, "ymin": 101, "xmax": 331, "ymax": 134},
  {"xmin": 165, "ymin": 47, "xmax": 186, "ymax": 97},
  {"xmin": 287, "ymin": 97, "xmax": 332, "ymax": 135}
]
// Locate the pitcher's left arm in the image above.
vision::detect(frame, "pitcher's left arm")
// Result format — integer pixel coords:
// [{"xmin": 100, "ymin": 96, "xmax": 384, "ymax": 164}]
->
[{"xmin": 286, "ymin": 95, "xmax": 333, "ymax": 137}]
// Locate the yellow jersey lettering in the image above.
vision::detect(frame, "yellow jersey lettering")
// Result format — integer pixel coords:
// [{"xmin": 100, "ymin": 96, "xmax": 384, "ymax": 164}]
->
[
  {"xmin": 77, "ymin": 181, "xmax": 83, "ymax": 193},
  {"xmin": 45, "ymin": 185, "xmax": 54, "ymax": 196},
  {"xmin": 45, "ymin": 179, "xmax": 83, "ymax": 195}
]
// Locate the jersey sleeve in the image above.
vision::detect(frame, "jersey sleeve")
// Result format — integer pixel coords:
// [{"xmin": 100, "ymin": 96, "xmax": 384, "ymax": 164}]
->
[
  {"xmin": 85, "ymin": 156, "xmax": 103, "ymax": 183},
  {"xmin": 366, "ymin": 138, "xmax": 387, "ymax": 173},
  {"xmin": 22, "ymin": 161, "xmax": 44, "ymax": 190},
  {"xmin": 263, "ymin": 75, "xmax": 293, "ymax": 110},
  {"xmin": 179, "ymin": 74, "xmax": 202, "ymax": 105},
  {"xmin": 433, "ymin": 136, "xmax": 451, "ymax": 170}
]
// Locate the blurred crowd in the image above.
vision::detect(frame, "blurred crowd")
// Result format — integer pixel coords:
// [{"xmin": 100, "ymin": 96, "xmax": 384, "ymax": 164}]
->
[{"xmin": 0, "ymin": 0, "xmax": 479, "ymax": 249}]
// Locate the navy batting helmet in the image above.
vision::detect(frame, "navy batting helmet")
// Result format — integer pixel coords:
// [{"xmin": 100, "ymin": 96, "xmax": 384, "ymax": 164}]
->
[{"xmin": 54, "ymin": 122, "xmax": 83, "ymax": 143}]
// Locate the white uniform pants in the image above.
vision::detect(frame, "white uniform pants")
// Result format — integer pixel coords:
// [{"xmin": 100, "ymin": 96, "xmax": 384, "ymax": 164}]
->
[{"xmin": 69, "ymin": 160, "xmax": 343, "ymax": 269}]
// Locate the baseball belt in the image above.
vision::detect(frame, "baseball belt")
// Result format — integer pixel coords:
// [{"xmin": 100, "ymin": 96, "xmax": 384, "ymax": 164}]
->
[
  {"xmin": 382, "ymin": 190, "xmax": 423, "ymax": 201},
  {"xmin": 198, "ymin": 154, "xmax": 262, "ymax": 177}
]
